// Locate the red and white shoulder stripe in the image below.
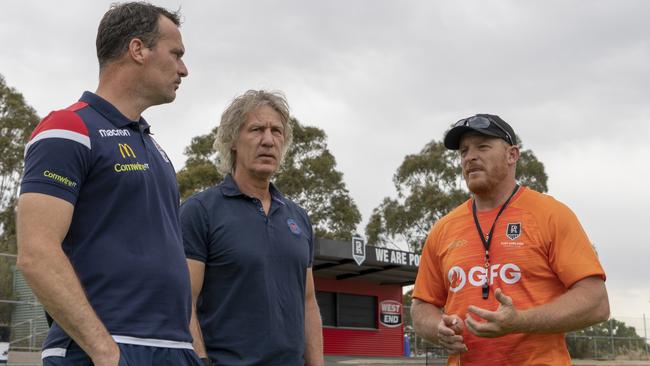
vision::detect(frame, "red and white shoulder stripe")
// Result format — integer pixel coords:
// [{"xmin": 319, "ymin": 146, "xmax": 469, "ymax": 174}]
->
[{"xmin": 24, "ymin": 102, "xmax": 91, "ymax": 156}]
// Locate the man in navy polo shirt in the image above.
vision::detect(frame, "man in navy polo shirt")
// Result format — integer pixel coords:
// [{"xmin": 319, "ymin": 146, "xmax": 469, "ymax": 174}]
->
[
  {"xmin": 17, "ymin": 3, "xmax": 201, "ymax": 366},
  {"xmin": 180, "ymin": 90, "xmax": 324, "ymax": 365}
]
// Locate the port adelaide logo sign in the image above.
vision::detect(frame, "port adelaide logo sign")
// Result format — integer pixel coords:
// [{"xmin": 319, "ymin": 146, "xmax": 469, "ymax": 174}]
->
[
  {"xmin": 506, "ymin": 222, "xmax": 522, "ymax": 240},
  {"xmin": 379, "ymin": 300, "xmax": 402, "ymax": 327},
  {"xmin": 352, "ymin": 234, "xmax": 366, "ymax": 266}
]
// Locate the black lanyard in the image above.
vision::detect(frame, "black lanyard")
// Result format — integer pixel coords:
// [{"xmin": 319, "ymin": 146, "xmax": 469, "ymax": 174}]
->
[{"xmin": 471, "ymin": 184, "xmax": 520, "ymax": 299}]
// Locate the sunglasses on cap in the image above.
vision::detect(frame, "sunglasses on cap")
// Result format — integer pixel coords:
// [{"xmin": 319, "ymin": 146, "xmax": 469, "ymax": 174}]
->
[{"xmin": 454, "ymin": 116, "xmax": 514, "ymax": 145}]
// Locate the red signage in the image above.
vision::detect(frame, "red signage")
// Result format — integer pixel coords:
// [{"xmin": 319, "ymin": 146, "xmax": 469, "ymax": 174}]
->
[{"xmin": 379, "ymin": 300, "xmax": 402, "ymax": 328}]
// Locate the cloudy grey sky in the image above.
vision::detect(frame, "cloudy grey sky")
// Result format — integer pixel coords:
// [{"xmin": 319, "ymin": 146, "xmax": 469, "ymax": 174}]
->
[{"xmin": 2, "ymin": 1, "xmax": 649, "ymax": 329}]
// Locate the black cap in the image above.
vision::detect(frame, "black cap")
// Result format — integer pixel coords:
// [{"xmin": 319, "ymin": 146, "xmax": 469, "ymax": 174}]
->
[{"xmin": 443, "ymin": 114, "xmax": 517, "ymax": 150}]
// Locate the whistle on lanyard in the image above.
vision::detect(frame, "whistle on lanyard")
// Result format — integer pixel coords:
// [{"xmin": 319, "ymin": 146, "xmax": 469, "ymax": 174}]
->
[{"xmin": 482, "ymin": 283, "xmax": 489, "ymax": 299}]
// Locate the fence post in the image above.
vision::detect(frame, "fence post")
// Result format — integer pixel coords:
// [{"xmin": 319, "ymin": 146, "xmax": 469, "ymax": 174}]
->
[
  {"xmin": 643, "ymin": 313, "xmax": 648, "ymax": 356},
  {"xmin": 425, "ymin": 345, "xmax": 428, "ymax": 365},
  {"xmin": 609, "ymin": 318, "xmax": 615, "ymax": 358},
  {"xmin": 413, "ymin": 332, "xmax": 418, "ymax": 356},
  {"xmin": 29, "ymin": 319, "xmax": 34, "ymax": 350}
]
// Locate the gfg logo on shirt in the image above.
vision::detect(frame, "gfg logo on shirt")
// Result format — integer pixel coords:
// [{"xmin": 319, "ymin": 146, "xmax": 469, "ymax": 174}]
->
[{"xmin": 448, "ymin": 263, "xmax": 521, "ymax": 293}]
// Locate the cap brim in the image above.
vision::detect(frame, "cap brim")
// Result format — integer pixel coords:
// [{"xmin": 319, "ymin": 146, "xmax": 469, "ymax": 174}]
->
[{"xmin": 443, "ymin": 126, "xmax": 506, "ymax": 150}]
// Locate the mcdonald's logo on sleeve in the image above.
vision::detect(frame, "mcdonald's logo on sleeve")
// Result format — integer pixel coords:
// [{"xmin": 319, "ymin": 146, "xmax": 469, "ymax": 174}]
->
[{"xmin": 118, "ymin": 143, "xmax": 136, "ymax": 158}]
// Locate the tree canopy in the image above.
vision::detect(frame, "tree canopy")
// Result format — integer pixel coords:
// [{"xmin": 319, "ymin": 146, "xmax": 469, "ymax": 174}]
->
[
  {"xmin": 176, "ymin": 126, "xmax": 222, "ymax": 199},
  {"xmin": 365, "ymin": 139, "xmax": 548, "ymax": 253},
  {"xmin": 177, "ymin": 117, "xmax": 361, "ymax": 241},
  {"xmin": 0, "ymin": 74, "xmax": 40, "ymax": 323},
  {"xmin": 0, "ymin": 75, "xmax": 39, "ymax": 221}
]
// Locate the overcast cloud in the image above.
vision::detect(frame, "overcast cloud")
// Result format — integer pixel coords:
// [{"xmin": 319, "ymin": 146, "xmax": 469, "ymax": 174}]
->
[{"xmin": 1, "ymin": 1, "xmax": 649, "ymax": 330}]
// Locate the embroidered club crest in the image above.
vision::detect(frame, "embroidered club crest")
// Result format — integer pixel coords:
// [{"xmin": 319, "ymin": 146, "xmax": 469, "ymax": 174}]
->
[
  {"xmin": 506, "ymin": 223, "xmax": 522, "ymax": 240},
  {"xmin": 150, "ymin": 137, "xmax": 170, "ymax": 163},
  {"xmin": 287, "ymin": 218, "xmax": 301, "ymax": 235}
]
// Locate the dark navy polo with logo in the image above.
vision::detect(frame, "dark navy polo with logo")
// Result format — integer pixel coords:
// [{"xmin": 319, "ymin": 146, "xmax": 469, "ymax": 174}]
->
[
  {"xmin": 180, "ymin": 175, "xmax": 314, "ymax": 366},
  {"xmin": 20, "ymin": 92, "xmax": 193, "ymax": 354}
]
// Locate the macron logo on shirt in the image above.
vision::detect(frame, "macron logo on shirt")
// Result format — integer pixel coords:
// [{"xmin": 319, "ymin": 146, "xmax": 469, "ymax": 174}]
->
[{"xmin": 99, "ymin": 129, "xmax": 131, "ymax": 138}]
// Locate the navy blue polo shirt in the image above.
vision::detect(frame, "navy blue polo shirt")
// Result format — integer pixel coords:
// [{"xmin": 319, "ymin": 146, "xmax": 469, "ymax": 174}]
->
[
  {"xmin": 20, "ymin": 92, "xmax": 193, "ymax": 353},
  {"xmin": 180, "ymin": 175, "xmax": 314, "ymax": 366}
]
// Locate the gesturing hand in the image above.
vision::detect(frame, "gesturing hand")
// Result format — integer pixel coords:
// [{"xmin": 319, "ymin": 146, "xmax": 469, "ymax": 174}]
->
[
  {"xmin": 437, "ymin": 313, "xmax": 467, "ymax": 354},
  {"xmin": 465, "ymin": 288, "xmax": 522, "ymax": 338}
]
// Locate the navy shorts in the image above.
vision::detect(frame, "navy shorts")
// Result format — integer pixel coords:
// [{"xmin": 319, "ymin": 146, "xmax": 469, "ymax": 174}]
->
[{"xmin": 43, "ymin": 342, "xmax": 203, "ymax": 366}]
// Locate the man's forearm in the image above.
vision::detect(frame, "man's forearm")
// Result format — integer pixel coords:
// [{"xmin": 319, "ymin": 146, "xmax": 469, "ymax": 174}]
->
[
  {"xmin": 190, "ymin": 304, "xmax": 208, "ymax": 358},
  {"xmin": 515, "ymin": 276, "xmax": 609, "ymax": 334},
  {"xmin": 411, "ymin": 299, "xmax": 443, "ymax": 344},
  {"xmin": 304, "ymin": 297, "xmax": 324, "ymax": 366},
  {"xmin": 17, "ymin": 194, "xmax": 118, "ymax": 365},
  {"xmin": 18, "ymin": 247, "xmax": 117, "ymax": 362}
]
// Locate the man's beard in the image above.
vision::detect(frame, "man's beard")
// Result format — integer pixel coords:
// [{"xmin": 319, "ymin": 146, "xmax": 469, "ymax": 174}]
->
[
  {"xmin": 467, "ymin": 178, "xmax": 491, "ymax": 195},
  {"xmin": 464, "ymin": 166, "xmax": 508, "ymax": 196}
]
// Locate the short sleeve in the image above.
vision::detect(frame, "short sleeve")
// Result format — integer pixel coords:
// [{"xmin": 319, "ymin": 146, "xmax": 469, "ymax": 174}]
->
[
  {"xmin": 412, "ymin": 222, "xmax": 447, "ymax": 307},
  {"xmin": 299, "ymin": 207, "xmax": 315, "ymax": 267},
  {"xmin": 547, "ymin": 201, "xmax": 606, "ymax": 287},
  {"xmin": 180, "ymin": 196, "xmax": 210, "ymax": 263},
  {"xmin": 20, "ymin": 110, "xmax": 92, "ymax": 204}
]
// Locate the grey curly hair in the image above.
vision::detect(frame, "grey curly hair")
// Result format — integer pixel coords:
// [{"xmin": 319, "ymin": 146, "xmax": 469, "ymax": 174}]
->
[{"xmin": 214, "ymin": 90, "xmax": 292, "ymax": 175}]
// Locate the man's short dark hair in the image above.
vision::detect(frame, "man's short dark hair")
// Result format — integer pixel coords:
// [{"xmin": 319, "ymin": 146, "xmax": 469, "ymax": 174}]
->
[{"xmin": 96, "ymin": 1, "xmax": 181, "ymax": 69}]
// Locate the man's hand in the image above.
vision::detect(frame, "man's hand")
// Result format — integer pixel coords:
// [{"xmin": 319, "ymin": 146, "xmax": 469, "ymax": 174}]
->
[
  {"xmin": 437, "ymin": 314, "xmax": 467, "ymax": 354},
  {"xmin": 91, "ymin": 345, "xmax": 121, "ymax": 366},
  {"xmin": 465, "ymin": 288, "xmax": 521, "ymax": 338}
]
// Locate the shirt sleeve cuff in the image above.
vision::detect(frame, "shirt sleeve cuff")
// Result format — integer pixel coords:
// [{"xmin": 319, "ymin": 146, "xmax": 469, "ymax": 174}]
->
[{"xmin": 20, "ymin": 180, "xmax": 78, "ymax": 205}]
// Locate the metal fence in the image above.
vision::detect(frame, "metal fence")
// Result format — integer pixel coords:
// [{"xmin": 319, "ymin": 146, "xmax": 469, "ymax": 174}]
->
[
  {"xmin": 8, "ymin": 314, "xmax": 48, "ymax": 352},
  {"xmin": 403, "ymin": 306, "xmax": 650, "ymax": 361},
  {"xmin": 565, "ymin": 332, "xmax": 649, "ymax": 360},
  {"xmin": 2, "ymin": 260, "xmax": 650, "ymax": 363}
]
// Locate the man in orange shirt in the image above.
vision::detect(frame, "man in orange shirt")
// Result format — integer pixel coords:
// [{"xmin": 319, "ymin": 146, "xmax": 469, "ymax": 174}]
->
[{"xmin": 411, "ymin": 114, "xmax": 610, "ymax": 365}]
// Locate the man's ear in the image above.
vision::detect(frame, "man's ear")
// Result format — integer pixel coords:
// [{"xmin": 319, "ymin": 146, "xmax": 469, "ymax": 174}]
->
[
  {"xmin": 128, "ymin": 38, "xmax": 148, "ymax": 65},
  {"xmin": 507, "ymin": 145, "xmax": 520, "ymax": 165}
]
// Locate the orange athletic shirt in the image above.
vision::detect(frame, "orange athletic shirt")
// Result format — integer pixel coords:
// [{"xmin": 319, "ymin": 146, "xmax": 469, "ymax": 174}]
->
[{"xmin": 413, "ymin": 187, "xmax": 606, "ymax": 366}]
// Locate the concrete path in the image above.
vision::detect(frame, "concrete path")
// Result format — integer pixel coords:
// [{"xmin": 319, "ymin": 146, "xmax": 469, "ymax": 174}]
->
[{"xmin": 9, "ymin": 351, "xmax": 650, "ymax": 365}]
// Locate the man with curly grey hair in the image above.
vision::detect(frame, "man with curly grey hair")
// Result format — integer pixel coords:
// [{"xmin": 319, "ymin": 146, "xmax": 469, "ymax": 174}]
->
[
  {"xmin": 212, "ymin": 90, "xmax": 293, "ymax": 175},
  {"xmin": 180, "ymin": 90, "xmax": 324, "ymax": 366}
]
